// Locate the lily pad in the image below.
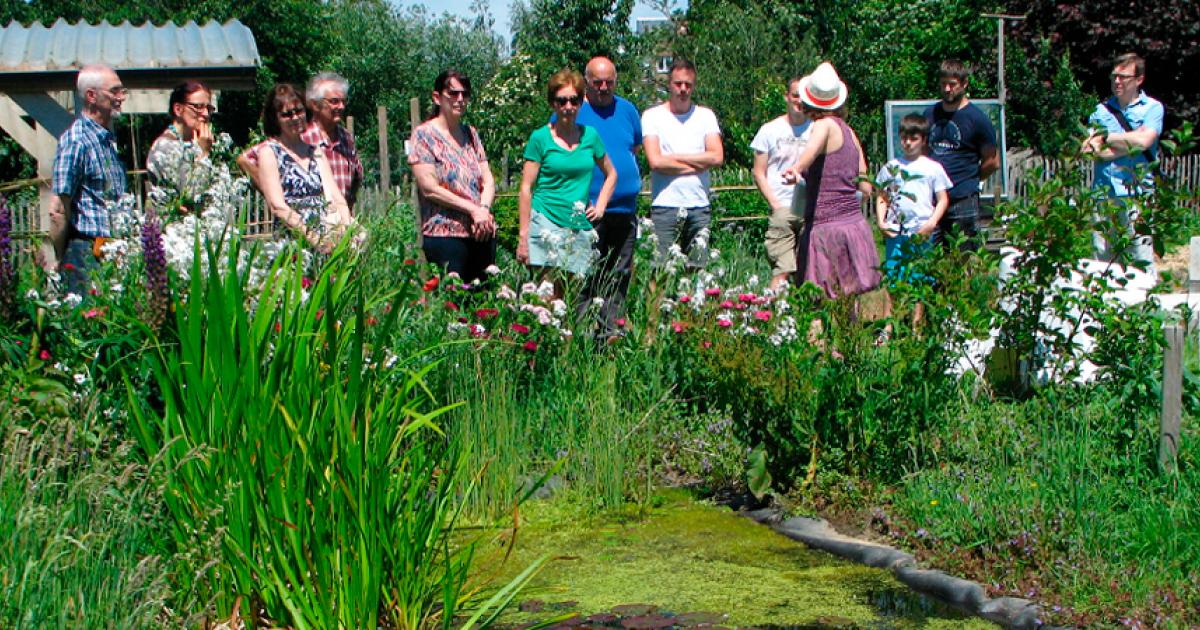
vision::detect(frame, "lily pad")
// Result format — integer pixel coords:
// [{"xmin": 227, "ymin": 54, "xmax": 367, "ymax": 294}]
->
[
  {"xmin": 620, "ymin": 614, "xmax": 675, "ymax": 629},
  {"xmin": 611, "ymin": 604, "xmax": 658, "ymax": 616}
]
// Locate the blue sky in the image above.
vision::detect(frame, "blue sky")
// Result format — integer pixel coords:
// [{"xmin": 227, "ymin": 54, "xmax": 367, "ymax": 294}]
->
[{"xmin": 395, "ymin": 0, "xmax": 677, "ymax": 43}]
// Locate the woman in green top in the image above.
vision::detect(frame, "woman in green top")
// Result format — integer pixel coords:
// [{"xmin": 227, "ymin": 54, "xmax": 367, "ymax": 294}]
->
[{"xmin": 518, "ymin": 69, "xmax": 617, "ymax": 281}]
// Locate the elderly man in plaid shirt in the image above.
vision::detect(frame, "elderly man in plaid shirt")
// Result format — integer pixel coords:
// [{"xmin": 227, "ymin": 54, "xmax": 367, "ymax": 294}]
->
[
  {"xmin": 41, "ymin": 64, "xmax": 128, "ymax": 293},
  {"xmin": 238, "ymin": 72, "xmax": 364, "ymax": 210}
]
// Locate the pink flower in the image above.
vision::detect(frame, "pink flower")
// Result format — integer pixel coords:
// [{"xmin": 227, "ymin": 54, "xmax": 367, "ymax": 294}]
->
[
  {"xmin": 615, "ymin": 318, "xmax": 627, "ymax": 328},
  {"xmin": 671, "ymin": 321, "xmax": 685, "ymax": 333},
  {"xmin": 717, "ymin": 319, "xmax": 732, "ymax": 328},
  {"xmin": 702, "ymin": 340, "xmax": 713, "ymax": 349},
  {"xmin": 470, "ymin": 324, "xmax": 487, "ymax": 338},
  {"xmin": 511, "ymin": 323, "xmax": 530, "ymax": 334},
  {"xmin": 82, "ymin": 308, "xmax": 104, "ymax": 319},
  {"xmin": 301, "ymin": 277, "xmax": 313, "ymax": 289},
  {"xmin": 753, "ymin": 310, "xmax": 771, "ymax": 322},
  {"xmin": 704, "ymin": 288, "xmax": 721, "ymax": 297},
  {"xmin": 738, "ymin": 293, "xmax": 755, "ymax": 303},
  {"xmin": 679, "ymin": 294, "xmax": 691, "ymax": 303},
  {"xmin": 39, "ymin": 349, "xmax": 51, "ymax": 360},
  {"xmin": 444, "ymin": 300, "xmax": 459, "ymax": 311},
  {"xmin": 523, "ymin": 340, "xmax": 538, "ymax": 352},
  {"xmin": 720, "ymin": 300, "xmax": 734, "ymax": 309}
]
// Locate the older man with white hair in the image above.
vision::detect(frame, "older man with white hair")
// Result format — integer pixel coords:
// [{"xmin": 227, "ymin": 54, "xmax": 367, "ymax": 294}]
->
[
  {"xmin": 239, "ymin": 71, "xmax": 364, "ymax": 209},
  {"xmin": 42, "ymin": 63, "xmax": 128, "ymax": 291}
]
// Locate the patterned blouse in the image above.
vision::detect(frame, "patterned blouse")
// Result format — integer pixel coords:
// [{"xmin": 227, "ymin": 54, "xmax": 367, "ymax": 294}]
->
[
  {"xmin": 268, "ymin": 140, "xmax": 327, "ymax": 231},
  {"xmin": 408, "ymin": 121, "xmax": 488, "ymax": 238}
]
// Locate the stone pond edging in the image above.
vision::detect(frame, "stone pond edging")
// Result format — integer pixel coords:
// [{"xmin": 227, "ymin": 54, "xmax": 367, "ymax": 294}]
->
[{"xmin": 741, "ymin": 508, "xmax": 1069, "ymax": 630}]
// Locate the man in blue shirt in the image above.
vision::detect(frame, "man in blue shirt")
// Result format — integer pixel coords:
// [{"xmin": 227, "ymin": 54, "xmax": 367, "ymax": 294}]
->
[
  {"xmin": 1082, "ymin": 52, "xmax": 1164, "ymax": 271},
  {"xmin": 925, "ymin": 59, "xmax": 999, "ymax": 252},
  {"xmin": 42, "ymin": 64, "xmax": 128, "ymax": 293},
  {"xmin": 574, "ymin": 56, "xmax": 643, "ymax": 341}
]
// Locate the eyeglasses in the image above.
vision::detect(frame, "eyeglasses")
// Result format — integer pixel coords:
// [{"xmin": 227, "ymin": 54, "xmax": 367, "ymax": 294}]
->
[
  {"xmin": 321, "ymin": 97, "xmax": 347, "ymax": 106},
  {"xmin": 279, "ymin": 107, "xmax": 307, "ymax": 119},
  {"xmin": 101, "ymin": 86, "xmax": 128, "ymax": 97},
  {"xmin": 441, "ymin": 89, "xmax": 470, "ymax": 100},
  {"xmin": 184, "ymin": 102, "xmax": 216, "ymax": 114},
  {"xmin": 1110, "ymin": 72, "xmax": 1139, "ymax": 82},
  {"xmin": 553, "ymin": 95, "xmax": 583, "ymax": 107}
]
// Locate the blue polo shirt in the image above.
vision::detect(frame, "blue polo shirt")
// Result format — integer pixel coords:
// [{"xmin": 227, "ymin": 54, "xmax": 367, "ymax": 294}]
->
[
  {"xmin": 1089, "ymin": 91, "xmax": 1164, "ymax": 197},
  {"xmin": 552, "ymin": 95, "xmax": 643, "ymax": 214}
]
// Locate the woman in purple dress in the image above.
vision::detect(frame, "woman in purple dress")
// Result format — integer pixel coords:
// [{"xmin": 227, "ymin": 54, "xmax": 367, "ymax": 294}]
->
[{"xmin": 782, "ymin": 62, "xmax": 881, "ymax": 300}]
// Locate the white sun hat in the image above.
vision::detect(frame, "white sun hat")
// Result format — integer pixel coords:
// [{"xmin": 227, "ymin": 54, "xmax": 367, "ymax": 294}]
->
[{"xmin": 798, "ymin": 61, "xmax": 848, "ymax": 111}]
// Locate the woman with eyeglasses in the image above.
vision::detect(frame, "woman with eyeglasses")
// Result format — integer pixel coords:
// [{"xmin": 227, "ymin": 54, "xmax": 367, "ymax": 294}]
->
[
  {"xmin": 146, "ymin": 80, "xmax": 216, "ymax": 213},
  {"xmin": 409, "ymin": 70, "xmax": 497, "ymax": 285},
  {"xmin": 518, "ymin": 69, "xmax": 617, "ymax": 282},
  {"xmin": 256, "ymin": 83, "xmax": 352, "ymax": 254}
]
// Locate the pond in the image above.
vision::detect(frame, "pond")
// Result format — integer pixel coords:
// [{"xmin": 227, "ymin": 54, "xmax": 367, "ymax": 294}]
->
[{"xmin": 480, "ymin": 491, "xmax": 997, "ymax": 629}]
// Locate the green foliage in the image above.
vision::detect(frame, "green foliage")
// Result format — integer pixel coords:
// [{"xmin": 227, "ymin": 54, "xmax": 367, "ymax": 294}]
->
[
  {"xmin": 510, "ymin": 0, "xmax": 636, "ymax": 74},
  {"xmin": 1004, "ymin": 39, "xmax": 1094, "ymax": 154}
]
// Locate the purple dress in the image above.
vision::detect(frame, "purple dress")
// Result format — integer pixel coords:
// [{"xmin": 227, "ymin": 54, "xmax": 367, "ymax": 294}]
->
[{"xmin": 795, "ymin": 117, "xmax": 881, "ymax": 298}]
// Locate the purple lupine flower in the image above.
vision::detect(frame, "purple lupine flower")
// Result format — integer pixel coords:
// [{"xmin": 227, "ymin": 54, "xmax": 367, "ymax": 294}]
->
[
  {"xmin": 0, "ymin": 195, "xmax": 15, "ymax": 321},
  {"xmin": 141, "ymin": 209, "xmax": 169, "ymax": 330}
]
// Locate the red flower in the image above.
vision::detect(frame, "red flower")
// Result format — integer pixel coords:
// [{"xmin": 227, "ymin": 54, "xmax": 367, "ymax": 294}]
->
[
  {"xmin": 403, "ymin": 259, "xmax": 416, "ymax": 265},
  {"xmin": 753, "ymin": 310, "xmax": 772, "ymax": 322},
  {"xmin": 301, "ymin": 277, "xmax": 313, "ymax": 289},
  {"xmin": 458, "ymin": 316, "xmax": 469, "ymax": 323},
  {"xmin": 470, "ymin": 324, "xmax": 487, "ymax": 338},
  {"xmin": 475, "ymin": 308, "xmax": 499, "ymax": 320},
  {"xmin": 444, "ymin": 300, "xmax": 459, "ymax": 311},
  {"xmin": 82, "ymin": 307, "xmax": 105, "ymax": 319},
  {"xmin": 615, "ymin": 318, "xmax": 627, "ymax": 328},
  {"xmin": 523, "ymin": 340, "xmax": 538, "ymax": 352},
  {"xmin": 88, "ymin": 288, "xmax": 99, "ymax": 296},
  {"xmin": 315, "ymin": 309, "xmax": 325, "ymax": 321},
  {"xmin": 702, "ymin": 340, "xmax": 713, "ymax": 349},
  {"xmin": 38, "ymin": 349, "xmax": 51, "ymax": 360},
  {"xmin": 511, "ymin": 323, "xmax": 530, "ymax": 334},
  {"xmin": 366, "ymin": 316, "xmax": 379, "ymax": 326},
  {"xmin": 704, "ymin": 288, "xmax": 720, "ymax": 296},
  {"xmin": 423, "ymin": 276, "xmax": 440, "ymax": 292},
  {"xmin": 671, "ymin": 321, "xmax": 685, "ymax": 334},
  {"xmin": 679, "ymin": 294, "xmax": 691, "ymax": 303},
  {"xmin": 62, "ymin": 263, "xmax": 76, "ymax": 271},
  {"xmin": 274, "ymin": 321, "xmax": 282, "ymax": 333}
]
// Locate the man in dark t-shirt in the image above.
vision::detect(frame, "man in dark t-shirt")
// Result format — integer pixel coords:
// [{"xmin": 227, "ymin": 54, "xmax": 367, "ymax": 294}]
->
[{"xmin": 924, "ymin": 59, "xmax": 999, "ymax": 252}]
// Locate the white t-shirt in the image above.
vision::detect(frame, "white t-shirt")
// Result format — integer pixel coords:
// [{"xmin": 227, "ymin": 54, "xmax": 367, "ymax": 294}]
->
[
  {"xmin": 641, "ymin": 103, "xmax": 721, "ymax": 208},
  {"xmin": 750, "ymin": 115, "xmax": 812, "ymax": 212},
  {"xmin": 874, "ymin": 155, "xmax": 952, "ymax": 234}
]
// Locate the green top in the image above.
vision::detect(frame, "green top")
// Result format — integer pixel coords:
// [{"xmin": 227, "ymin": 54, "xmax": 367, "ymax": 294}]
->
[{"xmin": 523, "ymin": 124, "xmax": 606, "ymax": 230}]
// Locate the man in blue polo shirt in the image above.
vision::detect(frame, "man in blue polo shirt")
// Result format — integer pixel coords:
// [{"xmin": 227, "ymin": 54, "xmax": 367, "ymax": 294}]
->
[
  {"xmin": 1082, "ymin": 52, "xmax": 1164, "ymax": 272},
  {"xmin": 574, "ymin": 56, "xmax": 643, "ymax": 340},
  {"xmin": 42, "ymin": 64, "xmax": 129, "ymax": 294},
  {"xmin": 925, "ymin": 59, "xmax": 998, "ymax": 252}
]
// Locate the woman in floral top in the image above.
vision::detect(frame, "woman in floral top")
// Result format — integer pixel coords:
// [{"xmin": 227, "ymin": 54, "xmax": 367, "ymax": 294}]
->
[
  {"xmin": 145, "ymin": 81, "xmax": 215, "ymax": 214},
  {"xmin": 409, "ymin": 70, "xmax": 497, "ymax": 285}
]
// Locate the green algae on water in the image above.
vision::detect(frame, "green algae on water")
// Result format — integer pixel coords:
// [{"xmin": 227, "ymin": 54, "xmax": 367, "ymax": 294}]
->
[{"xmin": 476, "ymin": 490, "xmax": 997, "ymax": 628}]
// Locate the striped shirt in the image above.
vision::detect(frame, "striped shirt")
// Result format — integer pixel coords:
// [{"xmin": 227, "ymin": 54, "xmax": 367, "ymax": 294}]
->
[
  {"xmin": 51, "ymin": 117, "xmax": 127, "ymax": 237},
  {"xmin": 241, "ymin": 122, "xmax": 363, "ymax": 208}
]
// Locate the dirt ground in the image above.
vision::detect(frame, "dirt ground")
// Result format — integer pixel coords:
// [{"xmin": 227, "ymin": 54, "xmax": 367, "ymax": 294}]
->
[{"xmin": 1159, "ymin": 241, "xmax": 1190, "ymax": 290}]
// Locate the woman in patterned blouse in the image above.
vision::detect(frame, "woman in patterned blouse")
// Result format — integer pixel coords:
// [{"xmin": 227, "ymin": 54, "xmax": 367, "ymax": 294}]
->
[
  {"xmin": 409, "ymin": 70, "xmax": 497, "ymax": 285},
  {"xmin": 257, "ymin": 84, "xmax": 352, "ymax": 254}
]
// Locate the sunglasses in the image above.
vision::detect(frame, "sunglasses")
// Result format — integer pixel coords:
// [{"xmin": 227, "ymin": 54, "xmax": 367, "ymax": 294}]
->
[
  {"xmin": 279, "ymin": 107, "xmax": 307, "ymax": 119},
  {"xmin": 442, "ymin": 88, "xmax": 470, "ymax": 100},
  {"xmin": 554, "ymin": 95, "xmax": 582, "ymax": 107},
  {"xmin": 184, "ymin": 102, "xmax": 216, "ymax": 114}
]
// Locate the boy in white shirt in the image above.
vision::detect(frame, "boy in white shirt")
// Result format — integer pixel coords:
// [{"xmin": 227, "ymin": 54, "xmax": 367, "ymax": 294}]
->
[{"xmin": 876, "ymin": 114, "xmax": 951, "ymax": 279}]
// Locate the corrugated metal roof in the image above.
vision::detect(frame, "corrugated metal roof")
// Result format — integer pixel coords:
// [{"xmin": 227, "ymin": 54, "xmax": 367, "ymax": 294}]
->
[{"xmin": 0, "ymin": 19, "xmax": 260, "ymax": 72}]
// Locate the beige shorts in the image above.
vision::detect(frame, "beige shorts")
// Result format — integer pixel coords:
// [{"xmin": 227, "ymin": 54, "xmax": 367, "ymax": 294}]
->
[{"xmin": 765, "ymin": 206, "xmax": 805, "ymax": 276}]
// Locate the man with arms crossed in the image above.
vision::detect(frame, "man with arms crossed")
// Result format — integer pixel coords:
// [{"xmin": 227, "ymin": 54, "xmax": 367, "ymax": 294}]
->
[
  {"xmin": 42, "ymin": 64, "xmax": 128, "ymax": 294},
  {"xmin": 642, "ymin": 58, "xmax": 723, "ymax": 270},
  {"xmin": 574, "ymin": 57, "xmax": 643, "ymax": 340},
  {"xmin": 1082, "ymin": 52, "xmax": 1163, "ymax": 273},
  {"xmin": 924, "ymin": 59, "xmax": 998, "ymax": 251},
  {"xmin": 751, "ymin": 74, "xmax": 811, "ymax": 291}
]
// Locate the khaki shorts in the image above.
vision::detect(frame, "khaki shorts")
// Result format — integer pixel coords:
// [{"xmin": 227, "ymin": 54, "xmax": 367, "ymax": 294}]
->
[{"xmin": 765, "ymin": 206, "xmax": 805, "ymax": 276}]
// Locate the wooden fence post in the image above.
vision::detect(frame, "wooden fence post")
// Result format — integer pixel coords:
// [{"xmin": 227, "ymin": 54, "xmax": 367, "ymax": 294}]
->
[
  {"xmin": 1160, "ymin": 324, "xmax": 1184, "ymax": 474},
  {"xmin": 377, "ymin": 105, "xmax": 390, "ymax": 192},
  {"xmin": 1189, "ymin": 236, "xmax": 1200, "ymax": 295},
  {"xmin": 409, "ymin": 97, "xmax": 422, "ymax": 250},
  {"xmin": 346, "ymin": 115, "xmax": 354, "ymax": 137}
]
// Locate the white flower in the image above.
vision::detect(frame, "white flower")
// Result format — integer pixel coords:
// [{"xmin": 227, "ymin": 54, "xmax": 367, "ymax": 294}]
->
[
  {"xmin": 73, "ymin": 373, "xmax": 87, "ymax": 385},
  {"xmin": 63, "ymin": 293, "xmax": 82, "ymax": 309},
  {"xmin": 520, "ymin": 282, "xmax": 539, "ymax": 296},
  {"xmin": 535, "ymin": 281, "xmax": 555, "ymax": 299},
  {"xmin": 676, "ymin": 207, "xmax": 688, "ymax": 221},
  {"xmin": 446, "ymin": 321, "xmax": 469, "ymax": 333},
  {"xmin": 497, "ymin": 285, "xmax": 518, "ymax": 301},
  {"xmin": 660, "ymin": 298, "xmax": 676, "ymax": 313},
  {"xmin": 551, "ymin": 299, "xmax": 568, "ymax": 316},
  {"xmin": 709, "ymin": 248, "xmax": 721, "ymax": 261},
  {"xmin": 25, "ymin": 288, "xmax": 38, "ymax": 301},
  {"xmin": 485, "ymin": 264, "xmax": 501, "ymax": 275},
  {"xmin": 591, "ymin": 296, "xmax": 605, "ymax": 307}
]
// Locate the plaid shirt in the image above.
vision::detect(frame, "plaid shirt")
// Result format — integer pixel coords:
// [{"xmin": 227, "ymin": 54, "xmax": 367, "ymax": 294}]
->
[
  {"xmin": 51, "ymin": 117, "xmax": 127, "ymax": 237},
  {"xmin": 242, "ymin": 122, "xmax": 364, "ymax": 208}
]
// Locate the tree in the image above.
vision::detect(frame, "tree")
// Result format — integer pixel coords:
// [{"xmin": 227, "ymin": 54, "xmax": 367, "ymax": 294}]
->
[{"xmin": 510, "ymin": 0, "xmax": 636, "ymax": 75}]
